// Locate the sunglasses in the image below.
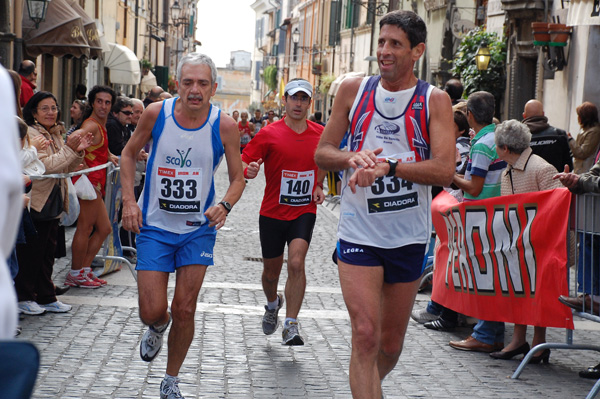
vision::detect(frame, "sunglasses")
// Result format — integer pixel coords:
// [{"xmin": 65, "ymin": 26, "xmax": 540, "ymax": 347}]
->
[{"xmin": 120, "ymin": 110, "xmax": 133, "ymax": 115}]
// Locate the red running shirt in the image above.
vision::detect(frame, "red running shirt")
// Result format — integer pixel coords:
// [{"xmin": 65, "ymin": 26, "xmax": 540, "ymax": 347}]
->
[
  {"xmin": 242, "ymin": 118, "xmax": 324, "ymax": 221},
  {"xmin": 239, "ymin": 121, "xmax": 253, "ymax": 149},
  {"xmin": 74, "ymin": 117, "xmax": 109, "ymax": 197}
]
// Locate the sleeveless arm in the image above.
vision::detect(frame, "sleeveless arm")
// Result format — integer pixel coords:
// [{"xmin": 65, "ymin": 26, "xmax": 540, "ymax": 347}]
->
[
  {"xmin": 121, "ymin": 103, "xmax": 160, "ymax": 204},
  {"xmin": 392, "ymin": 88, "xmax": 455, "ymax": 186},
  {"xmin": 121, "ymin": 102, "xmax": 161, "ymax": 233},
  {"xmin": 314, "ymin": 77, "xmax": 364, "ymax": 171},
  {"xmin": 218, "ymin": 114, "xmax": 245, "ymax": 206}
]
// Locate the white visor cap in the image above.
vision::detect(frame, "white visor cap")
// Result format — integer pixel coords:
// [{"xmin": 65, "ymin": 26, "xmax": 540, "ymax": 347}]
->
[{"xmin": 285, "ymin": 80, "xmax": 313, "ymax": 97}]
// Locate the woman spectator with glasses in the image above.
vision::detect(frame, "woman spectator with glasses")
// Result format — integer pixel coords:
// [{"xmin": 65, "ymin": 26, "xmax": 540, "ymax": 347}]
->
[
  {"xmin": 15, "ymin": 92, "xmax": 92, "ymax": 315},
  {"xmin": 489, "ymin": 119, "xmax": 562, "ymax": 363}
]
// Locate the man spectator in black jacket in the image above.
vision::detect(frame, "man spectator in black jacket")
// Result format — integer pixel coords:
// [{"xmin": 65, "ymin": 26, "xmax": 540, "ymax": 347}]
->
[
  {"xmin": 522, "ymin": 99, "xmax": 573, "ymax": 172},
  {"xmin": 444, "ymin": 78, "xmax": 465, "ymax": 106},
  {"xmin": 314, "ymin": 111, "xmax": 326, "ymax": 126},
  {"xmin": 107, "ymin": 96, "xmax": 133, "ymax": 155}
]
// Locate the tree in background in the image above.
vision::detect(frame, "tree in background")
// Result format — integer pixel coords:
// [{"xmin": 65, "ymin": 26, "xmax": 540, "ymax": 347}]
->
[{"xmin": 451, "ymin": 27, "xmax": 507, "ymax": 116}]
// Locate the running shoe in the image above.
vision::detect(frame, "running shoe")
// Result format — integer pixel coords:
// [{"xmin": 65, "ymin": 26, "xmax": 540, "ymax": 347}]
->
[
  {"xmin": 65, "ymin": 269, "xmax": 102, "ymax": 288},
  {"xmin": 410, "ymin": 308, "xmax": 439, "ymax": 324},
  {"xmin": 87, "ymin": 270, "xmax": 107, "ymax": 286},
  {"xmin": 18, "ymin": 301, "xmax": 46, "ymax": 315},
  {"xmin": 282, "ymin": 321, "xmax": 304, "ymax": 346},
  {"xmin": 262, "ymin": 294, "xmax": 284, "ymax": 335},
  {"xmin": 160, "ymin": 376, "xmax": 184, "ymax": 399},
  {"xmin": 39, "ymin": 301, "xmax": 72, "ymax": 313},
  {"xmin": 140, "ymin": 313, "xmax": 171, "ymax": 362}
]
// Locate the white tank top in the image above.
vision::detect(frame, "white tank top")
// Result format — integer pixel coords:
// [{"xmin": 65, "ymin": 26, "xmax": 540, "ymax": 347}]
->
[
  {"xmin": 139, "ymin": 98, "xmax": 224, "ymax": 234},
  {"xmin": 338, "ymin": 77, "xmax": 434, "ymax": 248}
]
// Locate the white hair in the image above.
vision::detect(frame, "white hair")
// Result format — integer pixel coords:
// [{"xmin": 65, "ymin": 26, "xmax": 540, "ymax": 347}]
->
[
  {"xmin": 176, "ymin": 53, "xmax": 217, "ymax": 85},
  {"xmin": 131, "ymin": 98, "xmax": 144, "ymax": 108}
]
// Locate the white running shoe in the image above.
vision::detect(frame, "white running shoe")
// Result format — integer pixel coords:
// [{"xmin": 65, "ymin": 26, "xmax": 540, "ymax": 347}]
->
[
  {"xmin": 160, "ymin": 376, "xmax": 184, "ymax": 399},
  {"xmin": 18, "ymin": 301, "xmax": 46, "ymax": 315},
  {"xmin": 140, "ymin": 313, "xmax": 171, "ymax": 362},
  {"xmin": 39, "ymin": 301, "xmax": 72, "ymax": 313}
]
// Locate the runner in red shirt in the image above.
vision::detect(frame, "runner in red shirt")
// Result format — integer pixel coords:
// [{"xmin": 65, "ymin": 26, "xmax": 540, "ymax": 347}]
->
[
  {"xmin": 238, "ymin": 111, "xmax": 255, "ymax": 153},
  {"xmin": 242, "ymin": 79, "xmax": 326, "ymax": 345}
]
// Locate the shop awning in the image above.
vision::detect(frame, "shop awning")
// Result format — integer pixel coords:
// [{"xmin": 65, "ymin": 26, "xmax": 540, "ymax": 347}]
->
[
  {"xmin": 103, "ymin": 43, "xmax": 141, "ymax": 85},
  {"xmin": 22, "ymin": 0, "xmax": 90, "ymax": 58},
  {"xmin": 140, "ymin": 70, "xmax": 158, "ymax": 93},
  {"xmin": 328, "ymin": 71, "xmax": 366, "ymax": 97},
  {"xmin": 67, "ymin": 0, "xmax": 103, "ymax": 59},
  {"xmin": 567, "ymin": 0, "xmax": 600, "ymax": 26}
]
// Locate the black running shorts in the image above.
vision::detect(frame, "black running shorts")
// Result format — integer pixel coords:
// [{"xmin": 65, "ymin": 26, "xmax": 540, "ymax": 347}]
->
[{"xmin": 259, "ymin": 213, "xmax": 317, "ymax": 259}]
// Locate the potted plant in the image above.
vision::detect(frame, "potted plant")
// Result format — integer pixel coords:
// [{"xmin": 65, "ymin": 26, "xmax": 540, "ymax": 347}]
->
[
  {"xmin": 263, "ymin": 65, "xmax": 278, "ymax": 91},
  {"xmin": 140, "ymin": 59, "xmax": 153, "ymax": 75},
  {"xmin": 548, "ymin": 23, "xmax": 572, "ymax": 46},
  {"xmin": 531, "ymin": 22, "xmax": 550, "ymax": 45}
]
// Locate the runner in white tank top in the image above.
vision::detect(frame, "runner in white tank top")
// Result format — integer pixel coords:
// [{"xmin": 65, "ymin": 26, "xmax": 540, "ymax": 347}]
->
[
  {"xmin": 314, "ymin": 11, "xmax": 456, "ymax": 398},
  {"xmin": 119, "ymin": 53, "xmax": 245, "ymax": 399}
]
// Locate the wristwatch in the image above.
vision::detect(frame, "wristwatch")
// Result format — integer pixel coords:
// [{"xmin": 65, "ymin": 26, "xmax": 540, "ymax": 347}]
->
[
  {"xmin": 385, "ymin": 158, "xmax": 398, "ymax": 177},
  {"xmin": 218, "ymin": 201, "xmax": 232, "ymax": 214}
]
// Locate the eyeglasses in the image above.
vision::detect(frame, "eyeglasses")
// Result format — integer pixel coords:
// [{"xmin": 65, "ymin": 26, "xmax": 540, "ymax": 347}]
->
[
  {"xmin": 120, "ymin": 110, "xmax": 133, "ymax": 115},
  {"xmin": 289, "ymin": 94, "xmax": 310, "ymax": 103},
  {"xmin": 38, "ymin": 106, "xmax": 59, "ymax": 113}
]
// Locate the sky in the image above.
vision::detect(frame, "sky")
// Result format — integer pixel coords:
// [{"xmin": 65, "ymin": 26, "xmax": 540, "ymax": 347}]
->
[{"xmin": 195, "ymin": 0, "xmax": 256, "ymax": 68}]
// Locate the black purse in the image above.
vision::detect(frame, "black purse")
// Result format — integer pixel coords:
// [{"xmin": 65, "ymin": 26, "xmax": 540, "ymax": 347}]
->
[{"xmin": 30, "ymin": 183, "xmax": 64, "ymax": 221}]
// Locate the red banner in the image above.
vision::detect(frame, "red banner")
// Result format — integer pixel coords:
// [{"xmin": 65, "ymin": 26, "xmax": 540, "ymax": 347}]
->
[{"xmin": 431, "ymin": 189, "xmax": 574, "ymax": 329}]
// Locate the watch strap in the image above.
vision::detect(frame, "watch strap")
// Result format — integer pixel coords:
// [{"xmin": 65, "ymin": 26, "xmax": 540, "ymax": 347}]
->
[
  {"xmin": 218, "ymin": 201, "xmax": 232, "ymax": 214},
  {"xmin": 385, "ymin": 158, "xmax": 398, "ymax": 177}
]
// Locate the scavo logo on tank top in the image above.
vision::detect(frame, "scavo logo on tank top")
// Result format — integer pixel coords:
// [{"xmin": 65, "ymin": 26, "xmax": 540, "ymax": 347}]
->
[{"xmin": 165, "ymin": 148, "xmax": 193, "ymax": 167}]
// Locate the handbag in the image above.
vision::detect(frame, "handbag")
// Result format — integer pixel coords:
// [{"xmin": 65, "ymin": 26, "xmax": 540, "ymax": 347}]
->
[{"xmin": 30, "ymin": 183, "xmax": 64, "ymax": 221}]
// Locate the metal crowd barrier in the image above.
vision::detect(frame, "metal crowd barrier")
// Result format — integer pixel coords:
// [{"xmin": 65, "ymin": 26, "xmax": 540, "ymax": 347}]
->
[
  {"xmin": 30, "ymin": 162, "xmax": 137, "ymax": 280},
  {"xmin": 95, "ymin": 164, "xmax": 137, "ymax": 281},
  {"xmin": 512, "ymin": 193, "xmax": 600, "ymax": 399}
]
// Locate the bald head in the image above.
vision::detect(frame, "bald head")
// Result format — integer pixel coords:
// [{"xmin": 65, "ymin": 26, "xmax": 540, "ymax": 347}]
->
[
  {"xmin": 149, "ymin": 86, "xmax": 164, "ymax": 100},
  {"xmin": 523, "ymin": 100, "xmax": 544, "ymax": 119},
  {"xmin": 18, "ymin": 60, "xmax": 37, "ymax": 82}
]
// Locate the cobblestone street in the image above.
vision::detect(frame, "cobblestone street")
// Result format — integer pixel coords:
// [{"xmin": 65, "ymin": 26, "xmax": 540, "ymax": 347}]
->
[{"xmin": 18, "ymin": 165, "xmax": 600, "ymax": 398}]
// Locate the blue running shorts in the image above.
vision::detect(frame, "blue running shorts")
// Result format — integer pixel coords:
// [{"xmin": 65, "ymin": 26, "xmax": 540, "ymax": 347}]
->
[
  {"xmin": 336, "ymin": 239, "xmax": 427, "ymax": 283},
  {"xmin": 136, "ymin": 224, "xmax": 216, "ymax": 272}
]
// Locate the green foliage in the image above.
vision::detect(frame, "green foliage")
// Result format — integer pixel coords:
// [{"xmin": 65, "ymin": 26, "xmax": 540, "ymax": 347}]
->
[
  {"xmin": 263, "ymin": 65, "xmax": 278, "ymax": 91},
  {"xmin": 140, "ymin": 59, "xmax": 153, "ymax": 70},
  {"xmin": 319, "ymin": 74, "xmax": 336, "ymax": 94},
  {"xmin": 451, "ymin": 27, "xmax": 507, "ymax": 106}
]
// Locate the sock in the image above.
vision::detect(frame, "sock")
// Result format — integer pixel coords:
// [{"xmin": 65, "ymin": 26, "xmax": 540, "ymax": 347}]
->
[
  {"xmin": 83, "ymin": 267, "xmax": 92, "ymax": 273},
  {"xmin": 267, "ymin": 297, "xmax": 280, "ymax": 310},
  {"xmin": 284, "ymin": 317, "xmax": 297, "ymax": 326},
  {"xmin": 164, "ymin": 373, "xmax": 177, "ymax": 380},
  {"xmin": 69, "ymin": 269, "xmax": 81, "ymax": 277},
  {"xmin": 152, "ymin": 314, "xmax": 171, "ymax": 333}
]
